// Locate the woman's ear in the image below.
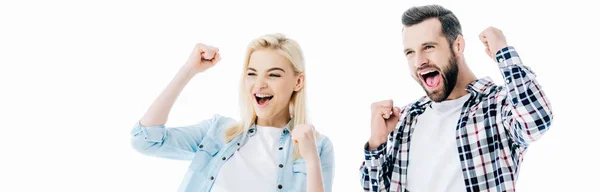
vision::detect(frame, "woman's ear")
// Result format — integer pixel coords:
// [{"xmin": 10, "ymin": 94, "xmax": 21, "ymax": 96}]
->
[{"xmin": 294, "ymin": 73, "xmax": 304, "ymax": 91}]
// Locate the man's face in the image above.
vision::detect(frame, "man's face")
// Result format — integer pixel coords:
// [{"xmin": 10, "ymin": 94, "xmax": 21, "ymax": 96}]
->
[{"xmin": 402, "ymin": 18, "xmax": 459, "ymax": 102}]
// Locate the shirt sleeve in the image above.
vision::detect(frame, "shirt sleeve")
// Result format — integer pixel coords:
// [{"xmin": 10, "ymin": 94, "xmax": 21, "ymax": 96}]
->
[
  {"xmin": 129, "ymin": 114, "xmax": 230, "ymax": 160},
  {"xmin": 496, "ymin": 46, "xmax": 554, "ymax": 146}
]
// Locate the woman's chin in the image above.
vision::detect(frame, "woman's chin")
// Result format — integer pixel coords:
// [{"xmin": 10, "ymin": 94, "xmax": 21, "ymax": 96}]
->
[{"xmin": 253, "ymin": 108, "xmax": 270, "ymax": 119}]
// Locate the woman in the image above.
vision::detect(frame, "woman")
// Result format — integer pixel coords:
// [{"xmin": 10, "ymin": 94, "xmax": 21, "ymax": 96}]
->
[{"xmin": 130, "ymin": 33, "xmax": 334, "ymax": 192}]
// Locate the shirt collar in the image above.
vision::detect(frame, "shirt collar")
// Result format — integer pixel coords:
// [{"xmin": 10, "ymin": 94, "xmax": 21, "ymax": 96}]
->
[
  {"xmin": 247, "ymin": 118, "xmax": 293, "ymax": 137},
  {"xmin": 409, "ymin": 76, "xmax": 496, "ymax": 114}
]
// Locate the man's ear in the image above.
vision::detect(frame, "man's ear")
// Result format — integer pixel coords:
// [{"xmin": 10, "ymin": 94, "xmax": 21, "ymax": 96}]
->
[{"xmin": 453, "ymin": 35, "xmax": 466, "ymax": 57}]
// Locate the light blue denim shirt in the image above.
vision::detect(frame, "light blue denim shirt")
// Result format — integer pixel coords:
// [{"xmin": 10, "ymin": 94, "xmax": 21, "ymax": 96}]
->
[{"xmin": 130, "ymin": 114, "xmax": 335, "ymax": 192}]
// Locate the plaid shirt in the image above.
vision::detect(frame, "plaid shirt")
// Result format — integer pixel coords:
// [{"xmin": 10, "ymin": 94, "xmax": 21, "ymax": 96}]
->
[{"xmin": 359, "ymin": 46, "xmax": 553, "ymax": 192}]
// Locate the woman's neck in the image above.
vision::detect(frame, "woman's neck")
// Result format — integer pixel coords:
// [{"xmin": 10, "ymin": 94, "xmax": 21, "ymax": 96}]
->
[{"xmin": 256, "ymin": 110, "xmax": 291, "ymax": 128}]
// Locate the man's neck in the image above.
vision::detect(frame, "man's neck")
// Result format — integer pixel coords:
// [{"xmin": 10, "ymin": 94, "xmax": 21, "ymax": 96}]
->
[{"xmin": 446, "ymin": 62, "xmax": 477, "ymax": 101}]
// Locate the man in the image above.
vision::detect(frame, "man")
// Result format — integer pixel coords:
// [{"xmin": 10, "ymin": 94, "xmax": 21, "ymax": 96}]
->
[{"xmin": 360, "ymin": 4, "xmax": 553, "ymax": 192}]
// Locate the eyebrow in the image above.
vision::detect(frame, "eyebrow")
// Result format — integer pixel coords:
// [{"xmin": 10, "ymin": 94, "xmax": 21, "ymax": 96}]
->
[
  {"xmin": 404, "ymin": 41, "xmax": 439, "ymax": 53},
  {"xmin": 422, "ymin": 41, "xmax": 438, "ymax": 46},
  {"xmin": 247, "ymin": 67, "xmax": 286, "ymax": 73}
]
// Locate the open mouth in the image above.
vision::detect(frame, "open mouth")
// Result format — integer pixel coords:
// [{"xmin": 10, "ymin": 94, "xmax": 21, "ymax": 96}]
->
[
  {"xmin": 254, "ymin": 93, "xmax": 274, "ymax": 108},
  {"xmin": 419, "ymin": 69, "xmax": 441, "ymax": 89}
]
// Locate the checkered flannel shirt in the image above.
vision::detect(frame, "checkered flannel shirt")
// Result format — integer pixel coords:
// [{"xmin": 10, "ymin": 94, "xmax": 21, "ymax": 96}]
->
[{"xmin": 360, "ymin": 46, "xmax": 553, "ymax": 192}]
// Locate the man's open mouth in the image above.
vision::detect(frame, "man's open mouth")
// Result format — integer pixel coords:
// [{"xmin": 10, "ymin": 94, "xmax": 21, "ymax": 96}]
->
[{"xmin": 419, "ymin": 69, "xmax": 441, "ymax": 89}]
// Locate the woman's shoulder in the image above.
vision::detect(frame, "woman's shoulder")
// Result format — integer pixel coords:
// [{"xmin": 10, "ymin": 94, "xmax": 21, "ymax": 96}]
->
[
  {"xmin": 209, "ymin": 114, "xmax": 238, "ymax": 126},
  {"xmin": 200, "ymin": 114, "xmax": 239, "ymax": 135},
  {"xmin": 315, "ymin": 132, "xmax": 334, "ymax": 154}
]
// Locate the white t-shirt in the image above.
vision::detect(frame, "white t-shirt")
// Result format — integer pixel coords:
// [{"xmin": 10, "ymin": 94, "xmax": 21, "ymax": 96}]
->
[
  {"xmin": 210, "ymin": 125, "xmax": 283, "ymax": 192},
  {"xmin": 406, "ymin": 94, "xmax": 471, "ymax": 192}
]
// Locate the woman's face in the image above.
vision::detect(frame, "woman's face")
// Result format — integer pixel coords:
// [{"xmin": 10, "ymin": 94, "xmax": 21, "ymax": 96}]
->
[{"xmin": 245, "ymin": 49, "xmax": 303, "ymax": 123}]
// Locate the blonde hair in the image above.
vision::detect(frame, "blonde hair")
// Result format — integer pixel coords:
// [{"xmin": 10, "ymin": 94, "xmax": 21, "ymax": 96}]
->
[{"xmin": 224, "ymin": 33, "xmax": 318, "ymax": 160}]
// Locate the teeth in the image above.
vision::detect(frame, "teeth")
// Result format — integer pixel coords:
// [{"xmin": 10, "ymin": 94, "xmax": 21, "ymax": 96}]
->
[
  {"xmin": 255, "ymin": 93, "xmax": 273, "ymax": 98},
  {"xmin": 420, "ymin": 70, "xmax": 436, "ymax": 75}
]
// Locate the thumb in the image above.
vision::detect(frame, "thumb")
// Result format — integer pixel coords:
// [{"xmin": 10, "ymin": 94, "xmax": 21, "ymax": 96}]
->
[
  {"xmin": 386, "ymin": 107, "xmax": 401, "ymax": 129},
  {"xmin": 388, "ymin": 112, "xmax": 400, "ymax": 124},
  {"xmin": 290, "ymin": 130, "xmax": 298, "ymax": 144},
  {"xmin": 388, "ymin": 106, "xmax": 401, "ymax": 121},
  {"xmin": 212, "ymin": 53, "xmax": 221, "ymax": 63},
  {"xmin": 201, "ymin": 50, "xmax": 215, "ymax": 60},
  {"xmin": 392, "ymin": 107, "xmax": 401, "ymax": 117}
]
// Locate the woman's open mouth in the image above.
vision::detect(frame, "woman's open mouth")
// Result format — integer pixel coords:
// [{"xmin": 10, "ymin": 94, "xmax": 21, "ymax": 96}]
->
[{"xmin": 254, "ymin": 93, "xmax": 273, "ymax": 108}]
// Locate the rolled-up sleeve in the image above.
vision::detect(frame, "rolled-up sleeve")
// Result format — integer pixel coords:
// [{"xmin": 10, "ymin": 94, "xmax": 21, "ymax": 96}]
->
[
  {"xmin": 130, "ymin": 114, "xmax": 225, "ymax": 161},
  {"xmin": 131, "ymin": 123, "xmax": 167, "ymax": 143}
]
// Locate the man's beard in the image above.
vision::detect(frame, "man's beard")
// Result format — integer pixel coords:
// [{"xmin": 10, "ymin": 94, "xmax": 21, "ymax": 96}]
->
[{"xmin": 417, "ymin": 53, "xmax": 459, "ymax": 102}]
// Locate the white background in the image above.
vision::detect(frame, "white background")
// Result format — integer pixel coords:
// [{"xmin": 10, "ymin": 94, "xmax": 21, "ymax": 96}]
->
[{"xmin": 1, "ymin": 0, "xmax": 598, "ymax": 191}]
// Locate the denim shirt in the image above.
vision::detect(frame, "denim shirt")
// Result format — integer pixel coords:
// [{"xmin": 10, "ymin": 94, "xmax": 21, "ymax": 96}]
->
[{"xmin": 130, "ymin": 114, "xmax": 335, "ymax": 192}]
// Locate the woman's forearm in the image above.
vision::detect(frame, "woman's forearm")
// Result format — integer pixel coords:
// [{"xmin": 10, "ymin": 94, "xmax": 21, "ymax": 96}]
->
[
  {"xmin": 305, "ymin": 157, "xmax": 325, "ymax": 192},
  {"xmin": 139, "ymin": 66, "xmax": 196, "ymax": 126}
]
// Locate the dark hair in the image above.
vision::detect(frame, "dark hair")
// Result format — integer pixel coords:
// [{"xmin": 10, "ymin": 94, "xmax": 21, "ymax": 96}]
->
[{"xmin": 402, "ymin": 5, "xmax": 462, "ymax": 47}]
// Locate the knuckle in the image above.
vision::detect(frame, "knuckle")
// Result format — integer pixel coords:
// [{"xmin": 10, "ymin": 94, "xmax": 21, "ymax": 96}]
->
[{"xmin": 381, "ymin": 101, "xmax": 391, "ymax": 107}]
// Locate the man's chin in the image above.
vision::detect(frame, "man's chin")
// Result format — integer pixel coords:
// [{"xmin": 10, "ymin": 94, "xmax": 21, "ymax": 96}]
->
[
  {"xmin": 424, "ymin": 89, "xmax": 448, "ymax": 102},
  {"xmin": 429, "ymin": 95, "xmax": 447, "ymax": 102}
]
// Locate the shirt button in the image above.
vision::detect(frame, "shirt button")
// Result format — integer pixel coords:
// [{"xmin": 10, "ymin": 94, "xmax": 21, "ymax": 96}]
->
[
  {"xmin": 506, "ymin": 79, "xmax": 511, "ymax": 84},
  {"xmin": 222, "ymin": 157, "xmax": 226, "ymax": 160},
  {"xmin": 199, "ymin": 145, "xmax": 203, "ymax": 148},
  {"xmin": 278, "ymin": 184, "xmax": 282, "ymax": 189},
  {"xmin": 499, "ymin": 58, "xmax": 504, "ymax": 62},
  {"xmin": 210, "ymin": 176, "xmax": 214, "ymax": 180},
  {"xmin": 279, "ymin": 164, "xmax": 283, "ymax": 168},
  {"xmin": 237, "ymin": 143, "xmax": 240, "ymax": 146},
  {"xmin": 278, "ymin": 147, "xmax": 283, "ymax": 150}
]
